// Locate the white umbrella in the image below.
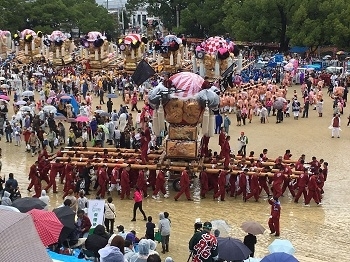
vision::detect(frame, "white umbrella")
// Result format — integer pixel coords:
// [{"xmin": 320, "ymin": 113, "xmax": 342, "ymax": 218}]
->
[
  {"xmin": 16, "ymin": 100, "xmax": 27, "ymax": 105},
  {"xmin": 22, "ymin": 90, "xmax": 34, "ymax": 96},
  {"xmin": 94, "ymin": 109, "xmax": 105, "ymax": 114},
  {"xmin": 0, "ymin": 77, "xmax": 5, "ymax": 81},
  {"xmin": 43, "ymin": 105, "xmax": 57, "ymax": 112},
  {"xmin": 0, "ymin": 205, "xmax": 20, "ymax": 212},
  {"xmin": 19, "ymin": 106, "xmax": 32, "ymax": 111},
  {"xmin": 0, "ymin": 99, "xmax": 8, "ymax": 104},
  {"xmin": 1, "ymin": 84, "xmax": 9, "ymax": 88},
  {"xmin": 33, "ymin": 72, "xmax": 43, "ymax": 76}
]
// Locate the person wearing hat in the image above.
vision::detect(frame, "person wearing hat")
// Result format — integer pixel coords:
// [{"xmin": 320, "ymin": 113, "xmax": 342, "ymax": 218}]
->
[{"xmin": 189, "ymin": 221, "xmax": 218, "ymax": 262}]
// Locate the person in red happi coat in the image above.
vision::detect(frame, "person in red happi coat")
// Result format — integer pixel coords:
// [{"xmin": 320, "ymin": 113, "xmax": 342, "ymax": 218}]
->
[
  {"xmin": 97, "ymin": 165, "xmax": 109, "ymax": 198},
  {"xmin": 120, "ymin": 165, "xmax": 131, "ymax": 200},
  {"xmin": 174, "ymin": 167, "xmax": 192, "ymax": 201},
  {"xmin": 268, "ymin": 197, "xmax": 281, "ymax": 237}
]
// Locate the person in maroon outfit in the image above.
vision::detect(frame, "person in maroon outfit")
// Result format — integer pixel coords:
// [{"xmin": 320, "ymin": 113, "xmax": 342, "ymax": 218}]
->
[
  {"xmin": 322, "ymin": 162, "xmax": 328, "ymax": 181},
  {"xmin": 281, "ymin": 164, "xmax": 296, "ymax": 197},
  {"xmin": 235, "ymin": 169, "xmax": 248, "ymax": 201},
  {"xmin": 200, "ymin": 134, "xmax": 210, "ymax": 157},
  {"xmin": 268, "ymin": 197, "xmax": 281, "ymax": 237},
  {"xmin": 120, "ymin": 165, "xmax": 131, "ymax": 200},
  {"xmin": 200, "ymin": 167, "xmax": 209, "ymax": 198},
  {"xmin": 222, "ymin": 136, "xmax": 231, "ymax": 168},
  {"xmin": 44, "ymin": 159, "xmax": 65, "ymax": 193},
  {"xmin": 152, "ymin": 169, "xmax": 167, "ymax": 198},
  {"xmin": 140, "ymin": 132, "xmax": 149, "ymax": 164},
  {"xmin": 33, "ymin": 168, "xmax": 42, "ymax": 198},
  {"xmin": 38, "ymin": 156, "xmax": 50, "ymax": 185},
  {"xmin": 62, "ymin": 159, "xmax": 73, "ymax": 185},
  {"xmin": 97, "ymin": 165, "xmax": 109, "ymax": 198},
  {"xmin": 148, "ymin": 169, "xmax": 156, "ymax": 190},
  {"xmin": 174, "ymin": 167, "xmax": 192, "ymax": 201},
  {"xmin": 63, "ymin": 167, "xmax": 75, "ymax": 198},
  {"xmin": 304, "ymin": 174, "xmax": 322, "ymax": 206},
  {"xmin": 272, "ymin": 166, "xmax": 285, "ymax": 198},
  {"xmin": 137, "ymin": 168, "xmax": 148, "ymax": 197},
  {"xmin": 27, "ymin": 161, "xmax": 39, "ymax": 191},
  {"xmin": 294, "ymin": 170, "xmax": 309, "ymax": 203},
  {"xmin": 229, "ymin": 172, "xmax": 237, "ymax": 197},
  {"xmin": 218, "ymin": 128, "xmax": 226, "ymax": 158},
  {"xmin": 316, "ymin": 171, "xmax": 325, "ymax": 202},
  {"xmin": 246, "ymin": 172, "xmax": 260, "ymax": 202},
  {"xmin": 214, "ymin": 169, "xmax": 227, "ymax": 201}
]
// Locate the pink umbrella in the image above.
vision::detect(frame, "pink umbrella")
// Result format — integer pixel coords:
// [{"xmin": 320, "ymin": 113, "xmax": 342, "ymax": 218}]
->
[
  {"xmin": 76, "ymin": 116, "xmax": 90, "ymax": 122},
  {"xmin": 0, "ymin": 94, "xmax": 9, "ymax": 100},
  {"xmin": 169, "ymin": 72, "xmax": 204, "ymax": 99},
  {"xmin": 21, "ymin": 29, "xmax": 36, "ymax": 39},
  {"xmin": 124, "ymin": 33, "xmax": 141, "ymax": 45},
  {"xmin": 49, "ymin": 30, "xmax": 66, "ymax": 42},
  {"xmin": 87, "ymin": 31, "xmax": 103, "ymax": 42},
  {"xmin": 204, "ymin": 36, "xmax": 230, "ymax": 55}
]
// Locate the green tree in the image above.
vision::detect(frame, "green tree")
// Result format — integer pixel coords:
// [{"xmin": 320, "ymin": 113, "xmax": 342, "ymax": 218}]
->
[
  {"xmin": 223, "ymin": 0, "xmax": 300, "ymax": 51},
  {"xmin": 0, "ymin": 0, "xmax": 28, "ymax": 32}
]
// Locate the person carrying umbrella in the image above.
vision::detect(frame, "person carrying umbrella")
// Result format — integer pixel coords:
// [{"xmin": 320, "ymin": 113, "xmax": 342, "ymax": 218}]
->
[{"xmin": 189, "ymin": 221, "xmax": 218, "ymax": 262}]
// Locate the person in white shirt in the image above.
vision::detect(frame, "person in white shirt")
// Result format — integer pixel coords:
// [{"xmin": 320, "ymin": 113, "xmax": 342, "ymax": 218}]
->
[{"xmin": 39, "ymin": 190, "xmax": 50, "ymax": 210}]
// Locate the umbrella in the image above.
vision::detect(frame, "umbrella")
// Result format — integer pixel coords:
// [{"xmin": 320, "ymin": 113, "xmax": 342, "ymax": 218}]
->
[
  {"xmin": 241, "ymin": 221, "xmax": 266, "ymax": 235},
  {"xmin": 43, "ymin": 105, "xmax": 57, "ymax": 112},
  {"xmin": 203, "ymin": 36, "xmax": 230, "ymax": 55},
  {"xmin": 0, "ymin": 210, "xmax": 52, "ymax": 261},
  {"xmin": 261, "ymin": 252, "xmax": 298, "ymax": 262},
  {"xmin": 95, "ymin": 109, "xmax": 105, "ymax": 114},
  {"xmin": 0, "ymin": 94, "xmax": 9, "ymax": 100},
  {"xmin": 217, "ymin": 237, "xmax": 252, "ymax": 261},
  {"xmin": 107, "ymin": 93, "xmax": 118, "ymax": 98},
  {"xmin": 22, "ymin": 90, "xmax": 35, "ymax": 96},
  {"xmin": 67, "ymin": 118, "xmax": 77, "ymax": 123},
  {"xmin": 100, "ymin": 112, "xmax": 111, "ymax": 117},
  {"xmin": 21, "ymin": 29, "xmax": 37, "ymax": 38},
  {"xmin": 1, "ymin": 84, "xmax": 9, "ymax": 88},
  {"xmin": 268, "ymin": 239, "xmax": 295, "ymax": 255},
  {"xmin": 98, "ymin": 124, "xmax": 109, "ymax": 134},
  {"xmin": 273, "ymin": 97, "xmax": 286, "ymax": 110},
  {"xmin": 53, "ymin": 206, "xmax": 76, "ymax": 243},
  {"xmin": 0, "ymin": 76, "xmax": 5, "ymax": 81},
  {"xmin": 27, "ymin": 209, "xmax": 63, "ymax": 247},
  {"xmin": 336, "ymin": 51, "xmax": 345, "ymax": 55},
  {"xmin": 33, "ymin": 72, "xmax": 43, "ymax": 76},
  {"xmin": 76, "ymin": 115, "xmax": 90, "ymax": 122},
  {"xmin": 15, "ymin": 100, "xmax": 27, "ymax": 105},
  {"xmin": 0, "ymin": 99, "xmax": 9, "ymax": 103},
  {"xmin": 163, "ymin": 34, "xmax": 181, "ymax": 45},
  {"xmin": 169, "ymin": 72, "xmax": 204, "ymax": 99},
  {"xmin": 54, "ymin": 114, "xmax": 67, "ymax": 120},
  {"xmin": 62, "ymin": 77, "xmax": 71, "ymax": 82},
  {"xmin": 0, "ymin": 205, "xmax": 20, "ymax": 212},
  {"xmin": 87, "ymin": 31, "xmax": 103, "ymax": 41},
  {"xmin": 49, "ymin": 30, "xmax": 67, "ymax": 42},
  {"xmin": 60, "ymin": 95, "xmax": 72, "ymax": 100},
  {"xmin": 322, "ymin": 55, "xmax": 332, "ymax": 60},
  {"xmin": 124, "ymin": 33, "xmax": 141, "ymax": 45},
  {"xmin": 19, "ymin": 106, "xmax": 32, "ymax": 111},
  {"xmin": 244, "ymin": 258, "xmax": 262, "ymax": 262},
  {"xmin": 12, "ymin": 197, "xmax": 47, "ymax": 213}
]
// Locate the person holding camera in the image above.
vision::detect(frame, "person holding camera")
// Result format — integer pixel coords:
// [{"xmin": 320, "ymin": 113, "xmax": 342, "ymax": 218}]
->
[{"xmin": 189, "ymin": 221, "xmax": 218, "ymax": 262}]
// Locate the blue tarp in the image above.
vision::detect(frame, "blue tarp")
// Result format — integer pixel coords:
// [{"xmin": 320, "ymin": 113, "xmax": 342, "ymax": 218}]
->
[
  {"xmin": 69, "ymin": 95, "xmax": 79, "ymax": 116},
  {"xmin": 289, "ymin": 46, "xmax": 308, "ymax": 53},
  {"xmin": 48, "ymin": 250, "xmax": 84, "ymax": 261}
]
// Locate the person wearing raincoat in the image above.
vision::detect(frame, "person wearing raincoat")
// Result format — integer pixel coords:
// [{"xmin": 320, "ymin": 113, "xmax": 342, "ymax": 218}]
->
[{"xmin": 129, "ymin": 239, "xmax": 150, "ymax": 262}]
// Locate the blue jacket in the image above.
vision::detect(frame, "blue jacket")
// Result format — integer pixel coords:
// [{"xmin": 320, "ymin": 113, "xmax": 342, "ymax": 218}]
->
[
  {"xmin": 90, "ymin": 120, "xmax": 98, "ymax": 131},
  {"xmin": 215, "ymin": 114, "xmax": 223, "ymax": 126}
]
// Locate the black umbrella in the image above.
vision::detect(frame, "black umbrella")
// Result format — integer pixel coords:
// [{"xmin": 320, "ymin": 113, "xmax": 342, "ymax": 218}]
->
[
  {"xmin": 217, "ymin": 237, "xmax": 252, "ymax": 261},
  {"xmin": 53, "ymin": 206, "xmax": 76, "ymax": 243},
  {"xmin": 12, "ymin": 197, "xmax": 47, "ymax": 213}
]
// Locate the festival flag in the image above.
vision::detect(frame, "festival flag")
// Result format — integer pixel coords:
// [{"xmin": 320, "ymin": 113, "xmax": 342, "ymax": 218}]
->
[{"xmin": 131, "ymin": 59, "xmax": 156, "ymax": 86}]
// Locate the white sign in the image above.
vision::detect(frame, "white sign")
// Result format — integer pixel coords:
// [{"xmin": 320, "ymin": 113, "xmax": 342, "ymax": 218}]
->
[{"xmin": 87, "ymin": 200, "xmax": 105, "ymax": 228}]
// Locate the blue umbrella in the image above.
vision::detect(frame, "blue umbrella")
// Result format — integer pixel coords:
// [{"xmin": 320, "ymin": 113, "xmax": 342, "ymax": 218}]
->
[
  {"xmin": 217, "ymin": 237, "xmax": 252, "ymax": 261},
  {"xmin": 107, "ymin": 93, "xmax": 118, "ymax": 98},
  {"xmin": 261, "ymin": 252, "xmax": 299, "ymax": 262},
  {"xmin": 268, "ymin": 239, "xmax": 295, "ymax": 255}
]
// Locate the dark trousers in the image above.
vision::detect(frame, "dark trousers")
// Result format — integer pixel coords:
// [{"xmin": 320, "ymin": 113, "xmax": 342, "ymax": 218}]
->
[
  {"xmin": 133, "ymin": 201, "xmax": 146, "ymax": 220},
  {"xmin": 276, "ymin": 109, "xmax": 283, "ymax": 122},
  {"xmin": 104, "ymin": 218, "xmax": 115, "ymax": 234}
]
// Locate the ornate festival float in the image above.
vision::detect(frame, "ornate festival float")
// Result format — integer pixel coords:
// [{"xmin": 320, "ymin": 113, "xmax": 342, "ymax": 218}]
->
[
  {"xmin": 154, "ymin": 35, "xmax": 185, "ymax": 73},
  {"xmin": 47, "ymin": 30, "xmax": 75, "ymax": 66},
  {"xmin": 118, "ymin": 33, "xmax": 147, "ymax": 72},
  {"xmin": 194, "ymin": 36, "xmax": 236, "ymax": 80},
  {"xmin": 149, "ymin": 72, "xmax": 220, "ymax": 160},
  {"xmin": 13, "ymin": 29, "xmax": 44, "ymax": 63},
  {"xmin": 0, "ymin": 30, "xmax": 12, "ymax": 58},
  {"xmin": 80, "ymin": 31, "xmax": 110, "ymax": 69}
]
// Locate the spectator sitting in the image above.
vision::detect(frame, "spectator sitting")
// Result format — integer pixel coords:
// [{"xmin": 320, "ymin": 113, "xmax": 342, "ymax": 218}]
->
[{"xmin": 85, "ymin": 225, "xmax": 110, "ymax": 258}]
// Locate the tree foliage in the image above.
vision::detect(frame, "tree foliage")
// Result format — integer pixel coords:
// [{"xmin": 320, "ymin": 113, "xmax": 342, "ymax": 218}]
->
[{"xmin": 0, "ymin": 0, "xmax": 117, "ymax": 36}]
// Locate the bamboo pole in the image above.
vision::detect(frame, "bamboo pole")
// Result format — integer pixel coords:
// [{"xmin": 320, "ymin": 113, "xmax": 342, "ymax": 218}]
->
[
  {"xmin": 69, "ymin": 161, "xmax": 300, "ymax": 179},
  {"xmin": 63, "ymin": 146, "xmax": 163, "ymax": 154},
  {"xmin": 61, "ymin": 151, "xmax": 162, "ymax": 159}
]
